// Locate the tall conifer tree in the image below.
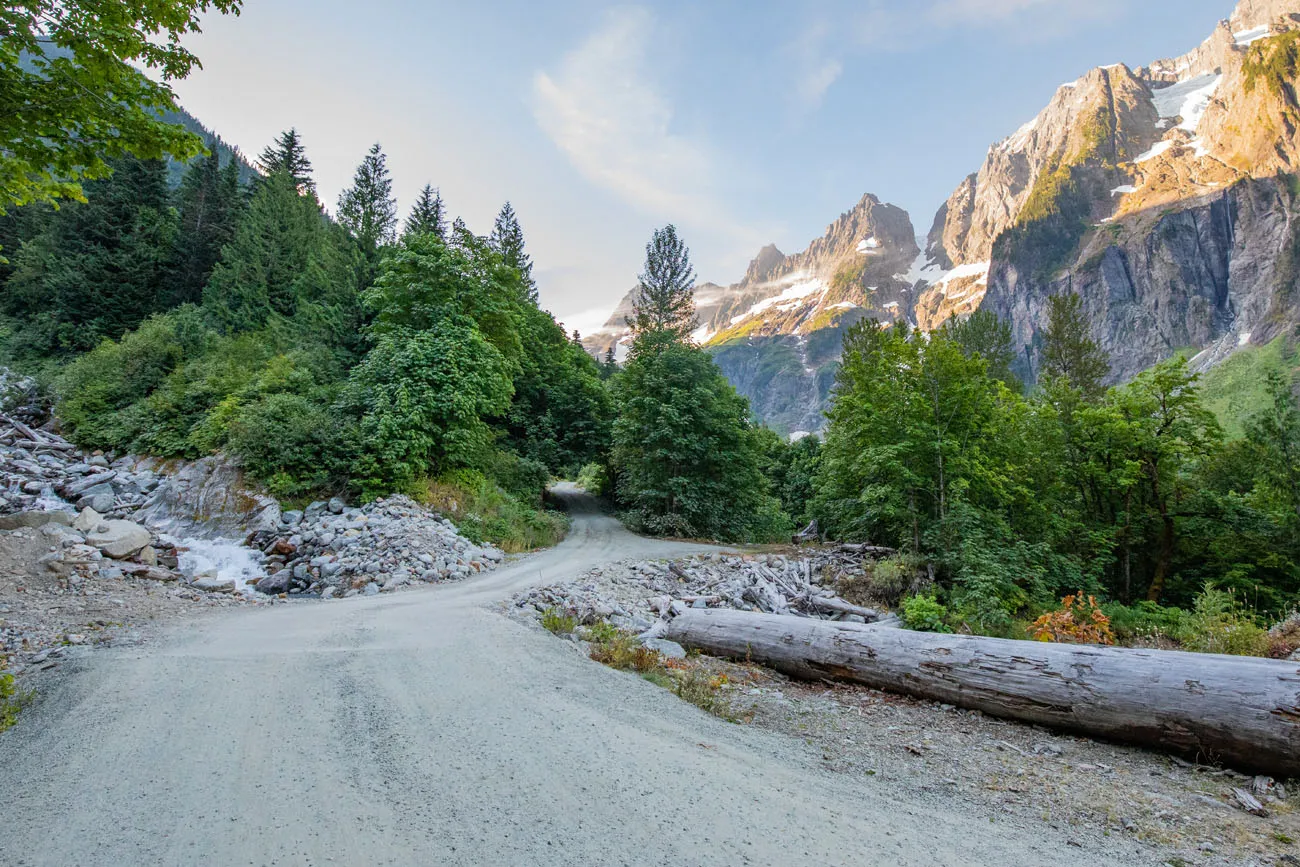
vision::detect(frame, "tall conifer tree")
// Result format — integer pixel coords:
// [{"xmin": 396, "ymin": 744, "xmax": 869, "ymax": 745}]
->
[
  {"xmin": 490, "ymin": 202, "xmax": 535, "ymax": 300},
  {"xmin": 404, "ymin": 184, "xmax": 446, "ymax": 241},
  {"xmin": 257, "ymin": 128, "xmax": 314, "ymax": 193},
  {"xmin": 337, "ymin": 143, "xmax": 397, "ymax": 254},
  {"xmin": 628, "ymin": 224, "xmax": 696, "ymax": 340}
]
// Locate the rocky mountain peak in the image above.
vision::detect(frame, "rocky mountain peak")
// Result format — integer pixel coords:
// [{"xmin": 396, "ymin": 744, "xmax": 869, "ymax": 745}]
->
[{"xmin": 744, "ymin": 244, "xmax": 787, "ymax": 286}]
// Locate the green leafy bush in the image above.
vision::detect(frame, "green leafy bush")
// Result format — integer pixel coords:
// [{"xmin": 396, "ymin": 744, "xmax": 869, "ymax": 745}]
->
[
  {"xmin": 226, "ymin": 393, "xmax": 352, "ymax": 499},
  {"xmin": 1176, "ymin": 585, "xmax": 1271, "ymax": 657},
  {"xmin": 576, "ymin": 462, "xmax": 611, "ymax": 497},
  {"xmin": 55, "ymin": 306, "xmax": 214, "ymax": 451},
  {"xmin": 901, "ymin": 594, "xmax": 951, "ymax": 633},
  {"xmin": 0, "ymin": 672, "xmax": 30, "ymax": 732},
  {"xmin": 1101, "ymin": 600, "xmax": 1189, "ymax": 644},
  {"xmin": 541, "ymin": 608, "xmax": 576, "ymax": 635}
]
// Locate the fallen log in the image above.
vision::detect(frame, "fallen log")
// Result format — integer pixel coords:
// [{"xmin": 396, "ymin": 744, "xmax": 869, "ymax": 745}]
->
[{"xmin": 663, "ymin": 609, "xmax": 1300, "ymax": 777}]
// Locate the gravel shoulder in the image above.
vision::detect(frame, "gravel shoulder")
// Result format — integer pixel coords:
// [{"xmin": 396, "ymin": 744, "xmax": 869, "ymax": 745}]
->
[{"xmin": 515, "ymin": 551, "xmax": 1300, "ymax": 867}]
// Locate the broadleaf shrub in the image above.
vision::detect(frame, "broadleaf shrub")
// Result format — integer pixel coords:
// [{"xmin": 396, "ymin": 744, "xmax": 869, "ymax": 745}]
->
[{"xmin": 1029, "ymin": 592, "xmax": 1116, "ymax": 645}]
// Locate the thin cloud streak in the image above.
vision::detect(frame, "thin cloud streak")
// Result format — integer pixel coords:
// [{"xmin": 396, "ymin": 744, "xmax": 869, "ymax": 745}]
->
[{"xmin": 531, "ymin": 6, "xmax": 764, "ymax": 248}]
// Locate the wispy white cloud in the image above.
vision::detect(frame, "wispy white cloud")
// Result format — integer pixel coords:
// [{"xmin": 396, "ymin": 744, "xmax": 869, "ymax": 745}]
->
[
  {"xmin": 532, "ymin": 7, "xmax": 760, "ymax": 245},
  {"xmin": 784, "ymin": 22, "xmax": 845, "ymax": 110}
]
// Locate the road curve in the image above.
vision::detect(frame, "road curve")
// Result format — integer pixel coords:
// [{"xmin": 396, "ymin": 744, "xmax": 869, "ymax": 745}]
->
[{"xmin": 0, "ymin": 485, "xmax": 1147, "ymax": 866}]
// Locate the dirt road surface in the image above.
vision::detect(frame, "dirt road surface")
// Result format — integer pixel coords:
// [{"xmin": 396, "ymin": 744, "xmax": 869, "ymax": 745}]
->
[{"xmin": 0, "ymin": 486, "xmax": 1153, "ymax": 866}]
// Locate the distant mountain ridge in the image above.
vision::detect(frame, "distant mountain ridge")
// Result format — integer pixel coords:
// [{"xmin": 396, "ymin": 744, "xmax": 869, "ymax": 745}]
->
[{"xmin": 586, "ymin": 0, "xmax": 1300, "ymax": 434}]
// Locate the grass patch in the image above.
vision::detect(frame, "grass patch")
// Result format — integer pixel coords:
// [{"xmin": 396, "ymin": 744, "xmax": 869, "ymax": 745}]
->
[
  {"xmin": 420, "ymin": 470, "xmax": 568, "ymax": 553},
  {"xmin": 583, "ymin": 624, "xmax": 741, "ymax": 722},
  {"xmin": 541, "ymin": 607, "xmax": 577, "ymax": 635},
  {"xmin": 0, "ymin": 672, "xmax": 32, "ymax": 733}
]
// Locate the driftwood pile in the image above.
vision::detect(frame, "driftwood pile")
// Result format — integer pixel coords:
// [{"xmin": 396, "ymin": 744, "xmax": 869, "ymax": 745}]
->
[{"xmin": 656, "ymin": 547, "xmax": 894, "ymax": 624}]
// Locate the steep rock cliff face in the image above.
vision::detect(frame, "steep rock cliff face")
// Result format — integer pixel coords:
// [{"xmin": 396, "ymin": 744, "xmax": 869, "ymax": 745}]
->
[{"xmin": 934, "ymin": 0, "xmax": 1300, "ymax": 383}]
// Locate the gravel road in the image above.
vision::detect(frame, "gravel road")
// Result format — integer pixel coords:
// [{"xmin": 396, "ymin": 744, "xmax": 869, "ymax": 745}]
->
[{"xmin": 0, "ymin": 486, "xmax": 1153, "ymax": 866}]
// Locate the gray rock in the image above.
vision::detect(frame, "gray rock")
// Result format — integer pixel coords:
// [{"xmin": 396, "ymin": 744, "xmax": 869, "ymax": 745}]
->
[
  {"xmin": 328, "ymin": 497, "xmax": 346, "ymax": 514},
  {"xmin": 73, "ymin": 507, "xmax": 103, "ymax": 533},
  {"xmin": 282, "ymin": 510, "xmax": 304, "ymax": 526},
  {"xmin": 363, "ymin": 582, "xmax": 380, "ymax": 597},
  {"xmin": 256, "ymin": 571, "xmax": 291, "ymax": 595},
  {"xmin": 644, "ymin": 639, "xmax": 687, "ymax": 660},
  {"xmin": 0, "ymin": 510, "xmax": 74, "ymax": 530},
  {"xmin": 319, "ymin": 586, "xmax": 337, "ymax": 600},
  {"xmin": 84, "ymin": 519, "xmax": 152, "ymax": 559},
  {"xmin": 193, "ymin": 575, "xmax": 236, "ymax": 593},
  {"xmin": 87, "ymin": 455, "xmax": 109, "ymax": 468},
  {"xmin": 138, "ymin": 546, "xmax": 158, "ymax": 567}
]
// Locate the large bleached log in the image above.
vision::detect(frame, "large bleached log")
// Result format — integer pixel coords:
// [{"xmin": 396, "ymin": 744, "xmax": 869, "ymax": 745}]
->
[{"xmin": 663, "ymin": 609, "xmax": 1300, "ymax": 777}]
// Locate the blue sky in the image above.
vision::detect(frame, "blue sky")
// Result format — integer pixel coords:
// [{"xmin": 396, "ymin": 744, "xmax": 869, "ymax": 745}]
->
[{"xmin": 172, "ymin": 0, "xmax": 1230, "ymax": 334}]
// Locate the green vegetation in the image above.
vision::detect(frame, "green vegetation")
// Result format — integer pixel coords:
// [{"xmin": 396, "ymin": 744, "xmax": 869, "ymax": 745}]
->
[
  {"xmin": 584, "ymin": 623, "xmax": 739, "ymax": 721},
  {"xmin": 0, "ymin": 671, "xmax": 31, "ymax": 732},
  {"xmin": 900, "ymin": 595, "xmax": 951, "ymax": 633},
  {"xmin": 809, "ymin": 309, "xmax": 1300, "ymax": 642},
  {"xmin": 0, "ymin": 0, "xmax": 242, "ymax": 211},
  {"xmin": 1243, "ymin": 30, "xmax": 1300, "ymax": 102},
  {"xmin": 1198, "ymin": 336, "xmax": 1300, "ymax": 438},
  {"xmin": 541, "ymin": 607, "xmax": 577, "ymax": 635},
  {"xmin": 603, "ymin": 227, "xmax": 792, "ymax": 543},
  {"xmin": 1, "ymin": 132, "xmax": 609, "ymax": 551}
]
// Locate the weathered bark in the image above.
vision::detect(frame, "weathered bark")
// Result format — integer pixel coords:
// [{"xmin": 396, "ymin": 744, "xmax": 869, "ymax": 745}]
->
[{"xmin": 664, "ymin": 609, "xmax": 1300, "ymax": 777}]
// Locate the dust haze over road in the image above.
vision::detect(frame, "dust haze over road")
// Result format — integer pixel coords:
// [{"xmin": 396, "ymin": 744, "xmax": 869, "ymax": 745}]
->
[{"xmin": 0, "ymin": 485, "xmax": 1150, "ymax": 866}]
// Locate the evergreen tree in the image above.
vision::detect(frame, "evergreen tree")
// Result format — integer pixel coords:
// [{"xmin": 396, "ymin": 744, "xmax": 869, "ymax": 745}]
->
[
  {"xmin": 257, "ymin": 129, "xmax": 314, "ymax": 193},
  {"xmin": 944, "ymin": 309, "xmax": 1019, "ymax": 391},
  {"xmin": 1041, "ymin": 294, "xmax": 1110, "ymax": 397},
  {"xmin": 404, "ymin": 184, "xmax": 446, "ymax": 241},
  {"xmin": 628, "ymin": 225, "xmax": 697, "ymax": 339},
  {"xmin": 489, "ymin": 202, "xmax": 535, "ymax": 300},
  {"xmin": 337, "ymin": 143, "xmax": 397, "ymax": 254},
  {"xmin": 203, "ymin": 169, "xmax": 351, "ymax": 335},
  {"xmin": 168, "ymin": 142, "xmax": 242, "ymax": 306},
  {"xmin": 3, "ymin": 156, "xmax": 177, "ymax": 354}
]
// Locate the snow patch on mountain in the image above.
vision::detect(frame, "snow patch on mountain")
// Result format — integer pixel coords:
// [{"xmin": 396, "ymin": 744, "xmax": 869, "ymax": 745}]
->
[
  {"xmin": 1234, "ymin": 24, "xmax": 1271, "ymax": 45},
  {"xmin": 730, "ymin": 279, "xmax": 827, "ymax": 325},
  {"xmin": 856, "ymin": 237, "xmax": 881, "ymax": 254},
  {"xmin": 1151, "ymin": 72, "xmax": 1221, "ymax": 133},
  {"xmin": 1135, "ymin": 140, "xmax": 1175, "ymax": 163}
]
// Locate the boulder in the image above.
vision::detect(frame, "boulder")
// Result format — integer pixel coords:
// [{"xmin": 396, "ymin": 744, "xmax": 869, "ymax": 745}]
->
[
  {"xmin": 0, "ymin": 510, "xmax": 74, "ymax": 531},
  {"xmin": 138, "ymin": 545, "xmax": 158, "ymax": 567},
  {"xmin": 643, "ymin": 638, "xmax": 688, "ymax": 660},
  {"xmin": 84, "ymin": 520, "xmax": 152, "ymax": 559},
  {"xmin": 255, "ymin": 570, "xmax": 291, "ymax": 595},
  {"xmin": 192, "ymin": 575, "xmax": 236, "ymax": 593},
  {"xmin": 64, "ymin": 471, "xmax": 116, "ymax": 498},
  {"xmin": 73, "ymin": 507, "xmax": 104, "ymax": 533},
  {"xmin": 327, "ymin": 497, "xmax": 346, "ymax": 515}
]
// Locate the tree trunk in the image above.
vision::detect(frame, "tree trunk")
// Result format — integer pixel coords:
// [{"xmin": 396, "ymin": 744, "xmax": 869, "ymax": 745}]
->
[{"xmin": 664, "ymin": 609, "xmax": 1300, "ymax": 777}]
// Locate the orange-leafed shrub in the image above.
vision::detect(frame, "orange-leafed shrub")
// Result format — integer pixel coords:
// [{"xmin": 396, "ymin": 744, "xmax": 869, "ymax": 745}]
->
[{"xmin": 1029, "ymin": 592, "xmax": 1116, "ymax": 646}]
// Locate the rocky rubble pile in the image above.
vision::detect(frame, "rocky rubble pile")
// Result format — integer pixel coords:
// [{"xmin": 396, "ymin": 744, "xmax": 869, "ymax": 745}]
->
[
  {"xmin": 513, "ymin": 548, "xmax": 900, "ymax": 637},
  {"xmin": 2, "ymin": 413, "xmax": 504, "ymax": 601},
  {"xmin": 245, "ymin": 495, "xmax": 506, "ymax": 598}
]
